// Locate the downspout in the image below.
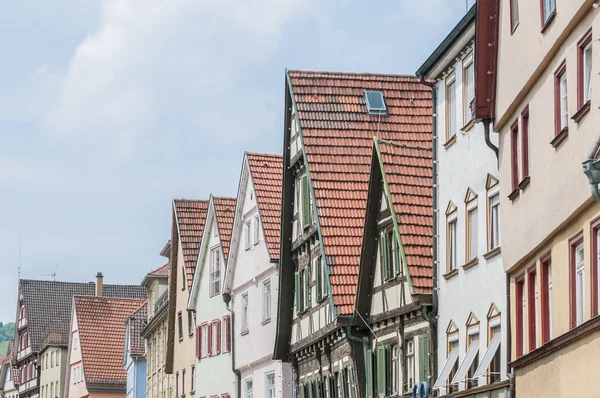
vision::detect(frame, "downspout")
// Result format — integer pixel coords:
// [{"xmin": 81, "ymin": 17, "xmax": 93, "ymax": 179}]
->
[
  {"xmin": 483, "ymin": 119, "xmax": 499, "ymax": 161},
  {"xmin": 345, "ymin": 326, "xmax": 368, "ymax": 345},
  {"xmin": 583, "ymin": 136, "xmax": 600, "ymax": 202},
  {"xmin": 506, "ymin": 273, "xmax": 514, "ymax": 398},
  {"xmin": 418, "ymin": 75, "xmax": 438, "ymax": 385},
  {"xmin": 223, "ymin": 293, "xmax": 241, "ymax": 398}
]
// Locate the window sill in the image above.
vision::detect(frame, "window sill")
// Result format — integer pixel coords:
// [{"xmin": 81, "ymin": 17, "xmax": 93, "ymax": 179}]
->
[
  {"xmin": 178, "ymin": 337, "xmax": 183, "ymax": 342},
  {"xmin": 461, "ymin": 119, "xmax": 476, "ymax": 133},
  {"xmin": 550, "ymin": 126, "xmax": 568, "ymax": 148},
  {"xmin": 483, "ymin": 246, "xmax": 501, "ymax": 260},
  {"xmin": 240, "ymin": 329, "xmax": 249, "ymax": 336},
  {"xmin": 518, "ymin": 176, "xmax": 530, "ymax": 191},
  {"xmin": 462, "ymin": 258, "xmax": 479, "ymax": 271},
  {"xmin": 443, "ymin": 268, "xmax": 459, "ymax": 280},
  {"xmin": 244, "ymin": 246, "xmax": 251, "ymax": 251},
  {"xmin": 261, "ymin": 318, "xmax": 271, "ymax": 326},
  {"xmin": 572, "ymin": 101, "xmax": 591, "ymax": 124},
  {"xmin": 443, "ymin": 135, "xmax": 457, "ymax": 150},
  {"xmin": 508, "ymin": 188, "xmax": 520, "ymax": 201},
  {"xmin": 540, "ymin": 11, "xmax": 556, "ymax": 34}
]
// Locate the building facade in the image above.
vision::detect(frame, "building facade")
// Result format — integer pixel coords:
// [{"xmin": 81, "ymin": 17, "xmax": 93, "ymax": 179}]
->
[
  {"xmin": 124, "ymin": 303, "xmax": 148, "ymax": 398},
  {"xmin": 476, "ymin": 0, "xmax": 599, "ymax": 396},
  {"xmin": 39, "ymin": 345, "xmax": 66, "ymax": 398},
  {"xmin": 417, "ymin": 6, "xmax": 509, "ymax": 397},
  {"xmin": 0, "ymin": 342, "xmax": 18, "ymax": 398},
  {"xmin": 223, "ymin": 152, "xmax": 292, "ymax": 398},
  {"xmin": 141, "ymin": 262, "xmax": 172, "ymax": 398},
  {"xmin": 187, "ymin": 196, "xmax": 236, "ymax": 397},
  {"xmin": 166, "ymin": 200, "xmax": 208, "ymax": 398}
]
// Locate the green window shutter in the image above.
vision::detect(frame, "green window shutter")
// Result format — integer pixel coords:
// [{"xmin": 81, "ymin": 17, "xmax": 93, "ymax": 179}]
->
[
  {"xmin": 299, "ymin": 383, "xmax": 305, "ymax": 398},
  {"xmin": 302, "ymin": 174, "xmax": 310, "ymax": 229},
  {"xmin": 316, "ymin": 379, "xmax": 323, "ymax": 398},
  {"xmin": 308, "ymin": 381, "xmax": 314, "ymax": 398},
  {"xmin": 314, "ymin": 257, "xmax": 321, "ymax": 301},
  {"xmin": 295, "ymin": 271, "xmax": 301, "ymax": 314},
  {"xmin": 380, "ymin": 232, "xmax": 389, "ymax": 281},
  {"xmin": 392, "ymin": 234, "xmax": 400, "ymax": 276},
  {"xmin": 339, "ymin": 371, "xmax": 346, "ymax": 398},
  {"xmin": 376, "ymin": 346, "xmax": 387, "ymax": 397},
  {"xmin": 419, "ymin": 334, "xmax": 431, "ymax": 384},
  {"xmin": 348, "ymin": 368, "xmax": 357, "ymax": 398},
  {"xmin": 366, "ymin": 349, "xmax": 373, "ymax": 398},
  {"xmin": 304, "ymin": 268, "xmax": 310, "ymax": 308}
]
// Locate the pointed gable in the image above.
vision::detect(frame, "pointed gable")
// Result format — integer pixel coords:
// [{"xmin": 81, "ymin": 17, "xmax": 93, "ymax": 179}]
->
[
  {"xmin": 486, "ymin": 174, "xmax": 499, "ymax": 190},
  {"xmin": 173, "ymin": 199, "xmax": 209, "ymax": 290},
  {"xmin": 287, "ymin": 70, "xmax": 433, "ymax": 315},
  {"xmin": 446, "ymin": 201, "xmax": 457, "ymax": 215},
  {"xmin": 464, "ymin": 188, "xmax": 477, "ymax": 203},
  {"xmin": 246, "ymin": 153, "xmax": 283, "ymax": 261}
]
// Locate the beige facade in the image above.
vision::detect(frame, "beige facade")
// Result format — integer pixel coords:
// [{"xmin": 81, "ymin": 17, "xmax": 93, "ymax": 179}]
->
[
  {"xmin": 493, "ymin": 0, "xmax": 600, "ymax": 395},
  {"xmin": 38, "ymin": 346, "xmax": 66, "ymax": 398}
]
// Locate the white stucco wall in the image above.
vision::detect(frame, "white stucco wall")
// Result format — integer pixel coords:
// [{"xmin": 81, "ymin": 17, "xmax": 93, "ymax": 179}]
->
[
  {"xmin": 435, "ymin": 40, "xmax": 507, "ymax": 395},
  {"xmin": 229, "ymin": 163, "xmax": 293, "ymax": 398},
  {"xmin": 192, "ymin": 206, "xmax": 237, "ymax": 397}
]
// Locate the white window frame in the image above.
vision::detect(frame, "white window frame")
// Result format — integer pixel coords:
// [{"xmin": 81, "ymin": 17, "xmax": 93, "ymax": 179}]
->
[
  {"xmin": 407, "ymin": 339, "xmax": 415, "ymax": 388},
  {"xmin": 576, "ymin": 243, "xmax": 585, "ymax": 326},
  {"xmin": 254, "ymin": 215, "xmax": 260, "ymax": 245},
  {"xmin": 543, "ymin": 0, "xmax": 556, "ymax": 24},
  {"xmin": 263, "ymin": 279, "xmax": 271, "ymax": 323},
  {"xmin": 490, "ymin": 193, "xmax": 500, "ymax": 250},
  {"xmin": 241, "ymin": 292, "xmax": 249, "ymax": 333},
  {"xmin": 463, "ymin": 56, "xmax": 475, "ymax": 124},
  {"xmin": 448, "ymin": 216, "xmax": 458, "ymax": 272},
  {"xmin": 265, "ymin": 372, "xmax": 275, "ymax": 398},
  {"xmin": 210, "ymin": 247, "xmax": 221, "ymax": 296},
  {"xmin": 583, "ymin": 41, "xmax": 592, "ymax": 103},
  {"xmin": 244, "ymin": 220, "xmax": 251, "ymax": 251},
  {"xmin": 201, "ymin": 324, "xmax": 209, "ymax": 358},
  {"xmin": 245, "ymin": 379, "xmax": 253, "ymax": 398},
  {"xmin": 446, "ymin": 74, "xmax": 457, "ymax": 141},
  {"xmin": 392, "ymin": 345, "xmax": 399, "ymax": 394},
  {"xmin": 560, "ymin": 73, "xmax": 568, "ymax": 130},
  {"xmin": 467, "ymin": 201, "xmax": 478, "ymax": 262}
]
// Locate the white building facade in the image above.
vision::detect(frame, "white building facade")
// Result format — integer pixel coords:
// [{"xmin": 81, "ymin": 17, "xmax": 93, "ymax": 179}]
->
[
  {"xmin": 223, "ymin": 152, "xmax": 292, "ymax": 398},
  {"xmin": 417, "ymin": 7, "xmax": 509, "ymax": 397}
]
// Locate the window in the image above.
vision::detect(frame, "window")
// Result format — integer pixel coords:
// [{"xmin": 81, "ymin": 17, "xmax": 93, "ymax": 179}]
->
[
  {"xmin": 593, "ymin": 221, "xmax": 600, "ymax": 317},
  {"xmin": 245, "ymin": 380, "xmax": 253, "ymax": 398},
  {"xmin": 244, "ymin": 221, "xmax": 251, "ymax": 250},
  {"xmin": 50, "ymin": 382, "xmax": 54, "ymax": 398},
  {"xmin": 320, "ymin": 256, "xmax": 328, "ymax": 299},
  {"xmin": 465, "ymin": 332, "xmax": 479, "ymax": 389},
  {"xmin": 448, "ymin": 217, "xmax": 457, "ymax": 273},
  {"xmin": 445, "ymin": 73, "xmax": 457, "ymax": 142},
  {"xmin": 241, "ymin": 293, "xmax": 249, "ymax": 333},
  {"xmin": 406, "ymin": 340, "xmax": 415, "ymax": 389},
  {"xmin": 554, "ymin": 61, "xmax": 568, "ymax": 136},
  {"xmin": 178, "ymin": 312, "xmax": 183, "ymax": 341},
  {"xmin": 379, "ymin": 229, "xmax": 399, "ymax": 281},
  {"xmin": 347, "ymin": 367, "xmax": 357, "ymax": 398},
  {"xmin": 510, "ymin": 0, "xmax": 519, "ymax": 32},
  {"xmin": 254, "ymin": 216, "xmax": 260, "ymax": 245},
  {"xmin": 541, "ymin": 0, "xmax": 556, "ymax": 26},
  {"xmin": 510, "ymin": 120, "xmax": 519, "ymax": 192},
  {"xmin": 188, "ymin": 311, "xmax": 194, "ymax": 336},
  {"xmin": 489, "ymin": 193, "xmax": 500, "ymax": 250},
  {"xmin": 448, "ymin": 339, "xmax": 459, "ymax": 393},
  {"xmin": 515, "ymin": 275, "xmax": 525, "ymax": 357},
  {"xmin": 263, "ymin": 279, "xmax": 271, "ymax": 322},
  {"xmin": 521, "ymin": 107, "xmax": 530, "ymax": 180},
  {"xmin": 391, "ymin": 346, "xmax": 399, "ymax": 394},
  {"xmin": 176, "ymin": 372, "xmax": 179, "ymax": 397},
  {"xmin": 56, "ymin": 351, "xmax": 59, "ymax": 366},
  {"xmin": 265, "ymin": 373, "xmax": 275, "ymax": 398},
  {"xmin": 223, "ymin": 315, "xmax": 231, "ymax": 352},
  {"xmin": 182, "ymin": 369, "xmax": 186, "ymax": 396},
  {"xmin": 463, "ymin": 56, "xmax": 475, "ymax": 124},
  {"xmin": 528, "ymin": 267, "xmax": 538, "ymax": 351},
  {"xmin": 488, "ymin": 324, "xmax": 502, "ymax": 383},
  {"xmin": 191, "ymin": 366, "xmax": 196, "ymax": 392},
  {"xmin": 210, "ymin": 248, "xmax": 221, "ymax": 296},
  {"xmin": 201, "ymin": 323, "xmax": 209, "ymax": 358},
  {"xmin": 570, "ymin": 238, "xmax": 585, "ymax": 328},
  {"xmin": 578, "ymin": 29, "xmax": 593, "ymax": 110},
  {"xmin": 466, "ymin": 195, "xmax": 478, "ymax": 263},
  {"xmin": 365, "ymin": 91, "xmax": 387, "ymax": 114},
  {"xmin": 301, "ymin": 174, "xmax": 310, "ymax": 230}
]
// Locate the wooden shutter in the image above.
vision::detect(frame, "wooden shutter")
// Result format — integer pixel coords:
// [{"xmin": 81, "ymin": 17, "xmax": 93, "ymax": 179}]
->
[
  {"xmin": 419, "ymin": 334, "xmax": 430, "ymax": 384},
  {"xmin": 295, "ymin": 271, "xmax": 301, "ymax": 314},
  {"xmin": 207, "ymin": 323, "xmax": 213, "ymax": 357},
  {"xmin": 304, "ymin": 269, "xmax": 310, "ymax": 309},
  {"xmin": 302, "ymin": 174, "xmax": 310, "ymax": 229},
  {"xmin": 316, "ymin": 379, "xmax": 323, "ymax": 398},
  {"xmin": 376, "ymin": 346, "xmax": 387, "ymax": 397},
  {"xmin": 216, "ymin": 320, "xmax": 221, "ymax": 355},
  {"xmin": 223, "ymin": 315, "xmax": 231, "ymax": 352},
  {"xmin": 348, "ymin": 368, "xmax": 356, "ymax": 398},
  {"xmin": 392, "ymin": 234, "xmax": 400, "ymax": 276},
  {"xmin": 307, "ymin": 381, "xmax": 313, "ymax": 398},
  {"xmin": 380, "ymin": 232, "xmax": 389, "ymax": 281},
  {"xmin": 195, "ymin": 326, "xmax": 201, "ymax": 358},
  {"xmin": 366, "ymin": 349, "xmax": 373, "ymax": 398},
  {"xmin": 339, "ymin": 371, "xmax": 346, "ymax": 398},
  {"xmin": 314, "ymin": 257, "xmax": 321, "ymax": 301}
]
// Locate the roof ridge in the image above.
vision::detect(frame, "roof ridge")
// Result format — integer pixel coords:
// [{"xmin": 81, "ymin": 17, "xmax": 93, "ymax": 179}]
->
[
  {"xmin": 288, "ymin": 69, "xmax": 420, "ymax": 79},
  {"xmin": 246, "ymin": 152, "xmax": 283, "ymax": 158},
  {"xmin": 376, "ymin": 138, "xmax": 432, "ymax": 152}
]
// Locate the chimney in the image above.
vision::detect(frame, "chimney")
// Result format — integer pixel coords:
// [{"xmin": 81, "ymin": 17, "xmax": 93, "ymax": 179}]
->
[{"xmin": 95, "ymin": 272, "xmax": 103, "ymax": 297}]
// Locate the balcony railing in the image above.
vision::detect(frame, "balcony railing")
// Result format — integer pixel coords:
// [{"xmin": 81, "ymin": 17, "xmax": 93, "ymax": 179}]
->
[
  {"xmin": 17, "ymin": 347, "xmax": 31, "ymax": 361},
  {"xmin": 154, "ymin": 290, "xmax": 168, "ymax": 314},
  {"xmin": 18, "ymin": 378, "xmax": 37, "ymax": 393}
]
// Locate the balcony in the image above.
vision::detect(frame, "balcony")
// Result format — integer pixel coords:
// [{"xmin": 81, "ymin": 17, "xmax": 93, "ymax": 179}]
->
[
  {"xmin": 17, "ymin": 347, "xmax": 31, "ymax": 361},
  {"xmin": 18, "ymin": 318, "xmax": 27, "ymax": 330},
  {"xmin": 154, "ymin": 290, "xmax": 168, "ymax": 314},
  {"xmin": 18, "ymin": 378, "xmax": 37, "ymax": 393}
]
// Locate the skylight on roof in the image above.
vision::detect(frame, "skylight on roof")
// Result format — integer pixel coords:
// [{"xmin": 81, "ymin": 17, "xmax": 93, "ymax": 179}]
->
[{"xmin": 365, "ymin": 91, "xmax": 387, "ymax": 114}]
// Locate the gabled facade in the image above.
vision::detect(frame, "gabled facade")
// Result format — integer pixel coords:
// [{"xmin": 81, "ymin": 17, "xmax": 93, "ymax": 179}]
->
[
  {"xmin": 354, "ymin": 138, "xmax": 434, "ymax": 397},
  {"xmin": 475, "ymin": 1, "xmax": 600, "ymax": 396},
  {"xmin": 274, "ymin": 70, "xmax": 433, "ymax": 398},
  {"xmin": 124, "ymin": 303, "xmax": 148, "ymax": 398},
  {"xmin": 65, "ymin": 296, "xmax": 146, "ymax": 398},
  {"xmin": 222, "ymin": 152, "xmax": 292, "ymax": 398},
  {"xmin": 0, "ymin": 342, "xmax": 18, "ymax": 398},
  {"xmin": 141, "ymin": 259, "xmax": 172, "ymax": 398},
  {"xmin": 166, "ymin": 200, "xmax": 209, "ymax": 398},
  {"xmin": 417, "ymin": 6, "xmax": 509, "ymax": 397},
  {"xmin": 187, "ymin": 196, "xmax": 236, "ymax": 398}
]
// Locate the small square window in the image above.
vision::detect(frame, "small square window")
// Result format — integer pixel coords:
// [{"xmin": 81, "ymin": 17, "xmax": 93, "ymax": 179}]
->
[{"xmin": 365, "ymin": 91, "xmax": 387, "ymax": 114}]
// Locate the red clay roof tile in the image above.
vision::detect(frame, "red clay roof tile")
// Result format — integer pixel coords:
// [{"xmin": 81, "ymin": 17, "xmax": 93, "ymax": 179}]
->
[
  {"xmin": 148, "ymin": 263, "xmax": 169, "ymax": 277},
  {"xmin": 288, "ymin": 70, "xmax": 432, "ymax": 315},
  {"xmin": 173, "ymin": 199, "xmax": 209, "ymax": 290},
  {"xmin": 213, "ymin": 197, "xmax": 236, "ymax": 262}
]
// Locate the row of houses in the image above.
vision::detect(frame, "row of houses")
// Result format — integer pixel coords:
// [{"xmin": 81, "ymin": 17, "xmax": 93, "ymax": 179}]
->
[{"xmin": 1, "ymin": 0, "xmax": 598, "ymax": 397}]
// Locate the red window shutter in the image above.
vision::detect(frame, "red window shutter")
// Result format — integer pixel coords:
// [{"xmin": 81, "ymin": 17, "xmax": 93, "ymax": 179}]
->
[
  {"xmin": 216, "ymin": 320, "xmax": 221, "ymax": 355},
  {"xmin": 224, "ymin": 315, "xmax": 231, "ymax": 352},
  {"xmin": 511, "ymin": 121, "xmax": 519, "ymax": 191},
  {"xmin": 208, "ymin": 324, "xmax": 213, "ymax": 357},
  {"xmin": 195, "ymin": 326, "xmax": 201, "ymax": 358}
]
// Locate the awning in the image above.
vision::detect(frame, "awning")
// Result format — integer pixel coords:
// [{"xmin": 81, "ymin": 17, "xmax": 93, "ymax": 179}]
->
[
  {"xmin": 433, "ymin": 349, "xmax": 459, "ymax": 389},
  {"xmin": 473, "ymin": 333, "xmax": 502, "ymax": 378},
  {"xmin": 451, "ymin": 341, "xmax": 480, "ymax": 384}
]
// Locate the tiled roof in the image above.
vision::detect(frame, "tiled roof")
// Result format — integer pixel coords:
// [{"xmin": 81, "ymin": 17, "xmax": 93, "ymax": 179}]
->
[
  {"xmin": 148, "ymin": 263, "xmax": 169, "ymax": 277},
  {"xmin": 19, "ymin": 280, "xmax": 146, "ymax": 352},
  {"xmin": 288, "ymin": 70, "xmax": 432, "ymax": 315},
  {"xmin": 126, "ymin": 302, "xmax": 148, "ymax": 357},
  {"xmin": 173, "ymin": 199, "xmax": 209, "ymax": 290},
  {"xmin": 376, "ymin": 139, "xmax": 433, "ymax": 293},
  {"xmin": 74, "ymin": 296, "xmax": 146, "ymax": 390},
  {"xmin": 213, "ymin": 197, "xmax": 236, "ymax": 261},
  {"xmin": 247, "ymin": 153, "xmax": 283, "ymax": 260}
]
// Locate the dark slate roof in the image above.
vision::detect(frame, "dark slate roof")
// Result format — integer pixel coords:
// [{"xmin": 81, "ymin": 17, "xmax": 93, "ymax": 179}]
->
[
  {"xmin": 126, "ymin": 302, "xmax": 148, "ymax": 357},
  {"xmin": 19, "ymin": 279, "xmax": 146, "ymax": 352}
]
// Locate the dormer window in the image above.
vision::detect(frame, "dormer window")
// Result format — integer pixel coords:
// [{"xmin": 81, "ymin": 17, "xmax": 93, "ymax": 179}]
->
[{"xmin": 365, "ymin": 91, "xmax": 387, "ymax": 114}]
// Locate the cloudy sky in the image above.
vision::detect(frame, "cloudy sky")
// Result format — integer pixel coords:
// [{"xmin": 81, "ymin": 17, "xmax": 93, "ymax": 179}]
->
[{"xmin": 0, "ymin": 0, "xmax": 473, "ymax": 322}]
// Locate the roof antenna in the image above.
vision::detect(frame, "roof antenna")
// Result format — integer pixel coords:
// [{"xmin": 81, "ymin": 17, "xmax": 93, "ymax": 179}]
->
[
  {"xmin": 43, "ymin": 265, "xmax": 58, "ymax": 281},
  {"xmin": 17, "ymin": 230, "xmax": 22, "ymax": 280}
]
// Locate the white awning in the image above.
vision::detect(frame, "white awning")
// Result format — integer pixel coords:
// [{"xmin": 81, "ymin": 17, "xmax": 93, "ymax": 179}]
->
[
  {"xmin": 473, "ymin": 333, "xmax": 502, "ymax": 378},
  {"xmin": 451, "ymin": 341, "xmax": 480, "ymax": 384},
  {"xmin": 433, "ymin": 349, "xmax": 459, "ymax": 389}
]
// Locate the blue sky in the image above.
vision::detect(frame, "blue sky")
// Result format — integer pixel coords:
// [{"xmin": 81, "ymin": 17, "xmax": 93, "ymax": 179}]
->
[{"xmin": 0, "ymin": 0, "xmax": 473, "ymax": 322}]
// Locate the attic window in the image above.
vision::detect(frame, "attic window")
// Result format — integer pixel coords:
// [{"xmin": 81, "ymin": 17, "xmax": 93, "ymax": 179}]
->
[{"xmin": 365, "ymin": 91, "xmax": 387, "ymax": 114}]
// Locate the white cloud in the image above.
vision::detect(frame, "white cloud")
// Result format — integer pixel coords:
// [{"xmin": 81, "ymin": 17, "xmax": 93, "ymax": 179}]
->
[{"xmin": 44, "ymin": 0, "xmax": 320, "ymax": 156}]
